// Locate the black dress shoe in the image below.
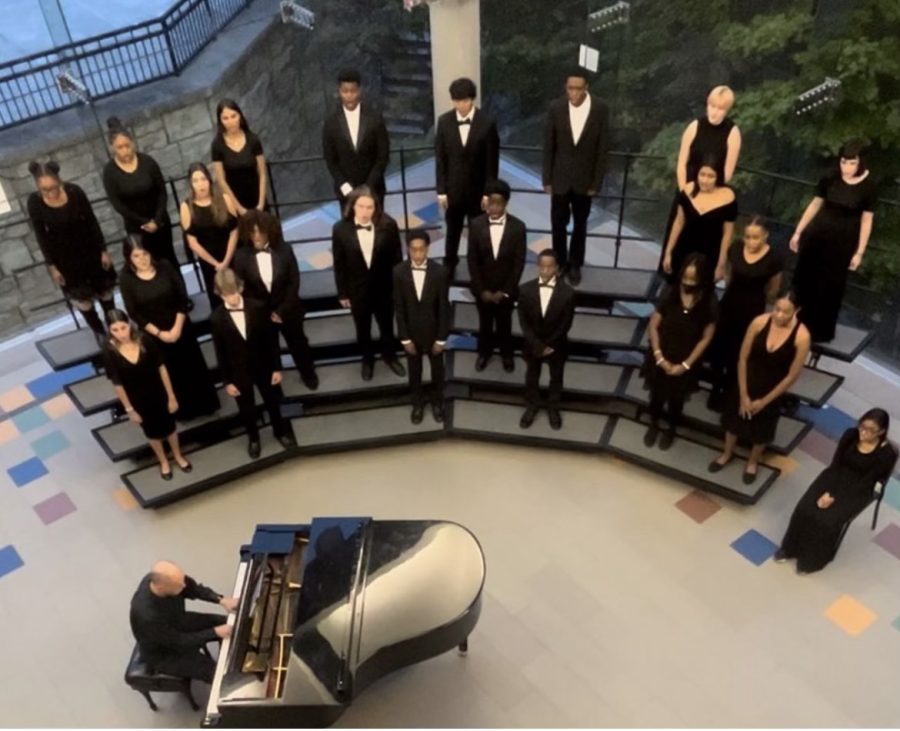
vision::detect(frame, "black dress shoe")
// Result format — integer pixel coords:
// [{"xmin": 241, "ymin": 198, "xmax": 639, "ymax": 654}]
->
[
  {"xmin": 708, "ymin": 456, "xmax": 733, "ymax": 473},
  {"xmin": 361, "ymin": 361, "xmax": 374, "ymax": 381},
  {"xmin": 742, "ymin": 467, "xmax": 759, "ymax": 485},
  {"xmin": 278, "ymin": 434, "xmax": 297, "ymax": 449},
  {"xmin": 432, "ymin": 401, "xmax": 445, "ymax": 423},
  {"xmin": 568, "ymin": 266, "xmax": 582, "ymax": 286},
  {"xmin": 475, "ymin": 354, "xmax": 490, "ymax": 372},
  {"xmin": 773, "ymin": 549, "xmax": 789, "ymax": 563},
  {"xmin": 643, "ymin": 424, "xmax": 659, "ymax": 447},
  {"xmin": 386, "ymin": 359, "xmax": 406, "ymax": 377},
  {"xmin": 160, "ymin": 467, "xmax": 173, "ymax": 481},
  {"xmin": 502, "ymin": 357, "xmax": 515, "ymax": 373},
  {"xmin": 520, "ymin": 406, "xmax": 538, "ymax": 429},
  {"xmin": 302, "ymin": 373, "xmax": 320, "ymax": 391},
  {"xmin": 658, "ymin": 429, "xmax": 675, "ymax": 450},
  {"xmin": 248, "ymin": 440, "xmax": 261, "ymax": 459},
  {"xmin": 177, "ymin": 460, "xmax": 193, "ymax": 474},
  {"xmin": 411, "ymin": 404, "xmax": 424, "ymax": 424},
  {"xmin": 548, "ymin": 408, "xmax": 562, "ymax": 430}
]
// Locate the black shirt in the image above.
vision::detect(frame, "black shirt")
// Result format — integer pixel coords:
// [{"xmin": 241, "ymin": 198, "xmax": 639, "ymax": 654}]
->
[
  {"xmin": 211, "ymin": 132, "xmax": 264, "ymax": 210},
  {"xmin": 102, "ymin": 153, "xmax": 170, "ymax": 233},
  {"xmin": 129, "ymin": 574, "xmax": 221, "ymax": 661}
]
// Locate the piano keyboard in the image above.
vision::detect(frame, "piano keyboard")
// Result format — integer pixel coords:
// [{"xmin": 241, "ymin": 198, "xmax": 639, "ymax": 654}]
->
[{"xmin": 205, "ymin": 560, "xmax": 249, "ymax": 722}]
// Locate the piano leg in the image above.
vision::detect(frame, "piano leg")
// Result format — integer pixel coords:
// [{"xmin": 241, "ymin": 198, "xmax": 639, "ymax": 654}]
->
[
  {"xmin": 140, "ymin": 691, "xmax": 159, "ymax": 712},
  {"xmin": 457, "ymin": 638, "xmax": 468, "ymax": 655}
]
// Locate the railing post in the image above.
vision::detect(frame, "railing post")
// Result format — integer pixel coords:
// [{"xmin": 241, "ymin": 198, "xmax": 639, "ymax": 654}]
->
[
  {"xmin": 267, "ymin": 161, "xmax": 280, "ymax": 218},
  {"xmin": 163, "ymin": 22, "xmax": 179, "ymax": 74},
  {"xmin": 614, "ymin": 154, "xmax": 631, "ymax": 269},
  {"xmin": 399, "ymin": 147, "xmax": 410, "ymax": 236}
]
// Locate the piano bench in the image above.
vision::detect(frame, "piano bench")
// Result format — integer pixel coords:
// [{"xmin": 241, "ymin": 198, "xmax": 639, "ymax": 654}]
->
[{"xmin": 124, "ymin": 644, "xmax": 200, "ymax": 712}]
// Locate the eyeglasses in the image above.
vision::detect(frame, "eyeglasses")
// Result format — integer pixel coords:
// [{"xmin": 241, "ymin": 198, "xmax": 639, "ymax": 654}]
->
[{"xmin": 858, "ymin": 424, "xmax": 882, "ymax": 435}]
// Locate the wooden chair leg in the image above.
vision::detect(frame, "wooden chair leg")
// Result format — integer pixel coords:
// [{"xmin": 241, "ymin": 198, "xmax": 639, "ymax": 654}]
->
[{"xmin": 140, "ymin": 690, "xmax": 158, "ymax": 711}]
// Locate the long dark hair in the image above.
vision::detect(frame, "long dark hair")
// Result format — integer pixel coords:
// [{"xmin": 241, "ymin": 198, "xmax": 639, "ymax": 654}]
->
[
  {"xmin": 105, "ymin": 308, "xmax": 143, "ymax": 351},
  {"xmin": 342, "ymin": 185, "xmax": 384, "ymax": 227},
  {"xmin": 238, "ymin": 209, "xmax": 284, "ymax": 249},
  {"xmin": 859, "ymin": 408, "xmax": 890, "ymax": 438},
  {"xmin": 690, "ymin": 155, "xmax": 720, "ymax": 199},
  {"xmin": 215, "ymin": 98, "xmax": 251, "ymax": 137},
  {"xmin": 122, "ymin": 233, "xmax": 156, "ymax": 275},
  {"xmin": 186, "ymin": 162, "xmax": 229, "ymax": 226}
]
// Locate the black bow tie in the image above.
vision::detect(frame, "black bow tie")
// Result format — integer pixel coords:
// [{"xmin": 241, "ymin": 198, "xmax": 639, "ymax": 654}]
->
[
  {"xmin": 411, "ymin": 265, "xmax": 427, "ymax": 271},
  {"xmin": 227, "ymin": 307, "xmax": 244, "ymax": 312},
  {"xmin": 355, "ymin": 223, "xmax": 373, "ymax": 231},
  {"xmin": 457, "ymin": 119, "xmax": 471, "ymax": 126},
  {"xmin": 257, "ymin": 246, "xmax": 270, "ymax": 254},
  {"xmin": 489, "ymin": 219, "xmax": 505, "ymax": 226}
]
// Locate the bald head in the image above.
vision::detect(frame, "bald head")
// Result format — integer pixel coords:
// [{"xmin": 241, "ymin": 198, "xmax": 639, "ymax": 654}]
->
[{"xmin": 149, "ymin": 560, "xmax": 187, "ymax": 596}]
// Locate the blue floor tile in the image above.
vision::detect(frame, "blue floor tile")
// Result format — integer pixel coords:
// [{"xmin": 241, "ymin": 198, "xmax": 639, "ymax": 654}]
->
[
  {"xmin": 11, "ymin": 405, "xmax": 51, "ymax": 433},
  {"xmin": 30, "ymin": 430, "xmax": 71, "ymax": 460},
  {"xmin": 414, "ymin": 201, "xmax": 441, "ymax": 224},
  {"xmin": 7, "ymin": 457, "xmax": 49, "ymax": 487},
  {"xmin": 883, "ymin": 477, "xmax": 900, "ymax": 513},
  {"xmin": 731, "ymin": 529, "xmax": 779, "ymax": 566},
  {"xmin": 25, "ymin": 362, "xmax": 94, "ymax": 400},
  {"xmin": 0, "ymin": 545, "xmax": 24, "ymax": 579},
  {"xmin": 796, "ymin": 403, "xmax": 857, "ymax": 441}
]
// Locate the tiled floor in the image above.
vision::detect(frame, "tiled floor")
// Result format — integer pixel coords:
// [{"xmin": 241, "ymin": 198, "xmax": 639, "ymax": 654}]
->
[{"xmin": 2, "ymin": 158, "xmax": 900, "ymax": 727}]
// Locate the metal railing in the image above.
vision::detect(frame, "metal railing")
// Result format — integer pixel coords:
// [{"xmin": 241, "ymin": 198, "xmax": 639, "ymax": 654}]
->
[{"xmin": 0, "ymin": 0, "xmax": 252, "ymax": 129}]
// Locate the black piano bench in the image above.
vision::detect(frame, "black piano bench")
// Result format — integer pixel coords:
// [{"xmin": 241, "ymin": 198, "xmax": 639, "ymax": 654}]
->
[{"xmin": 124, "ymin": 644, "xmax": 199, "ymax": 712}]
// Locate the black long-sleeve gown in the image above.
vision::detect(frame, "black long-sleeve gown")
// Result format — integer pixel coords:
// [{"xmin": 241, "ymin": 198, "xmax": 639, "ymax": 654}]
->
[
  {"xmin": 781, "ymin": 428, "xmax": 898, "ymax": 572},
  {"xmin": 119, "ymin": 261, "xmax": 219, "ymax": 420}
]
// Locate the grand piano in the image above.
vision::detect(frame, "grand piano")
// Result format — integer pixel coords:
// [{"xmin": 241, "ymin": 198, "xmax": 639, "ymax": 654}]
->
[{"xmin": 203, "ymin": 517, "xmax": 486, "ymax": 727}]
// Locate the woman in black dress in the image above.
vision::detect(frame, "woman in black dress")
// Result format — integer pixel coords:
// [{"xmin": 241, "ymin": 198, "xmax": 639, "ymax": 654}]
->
[
  {"xmin": 102, "ymin": 118, "xmax": 179, "ymax": 272},
  {"xmin": 210, "ymin": 99, "xmax": 268, "ymax": 214},
  {"xmin": 710, "ymin": 290, "xmax": 811, "ymax": 483},
  {"xmin": 643, "ymin": 253, "xmax": 718, "ymax": 450},
  {"xmin": 180, "ymin": 162, "xmax": 239, "ymax": 309},
  {"xmin": 776, "ymin": 408, "xmax": 898, "ymax": 575},
  {"xmin": 27, "ymin": 161, "xmax": 117, "ymax": 336},
  {"xmin": 661, "ymin": 159, "xmax": 737, "ymax": 284},
  {"xmin": 790, "ymin": 139, "xmax": 878, "ymax": 343},
  {"xmin": 105, "ymin": 310, "xmax": 192, "ymax": 480},
  {"xmin": 708, "ymin": 216, "xmax": 783, "ymax": 405},
  {"xmin": 119, "ymin": 235, "xmax": 219, "ymax": 421}
]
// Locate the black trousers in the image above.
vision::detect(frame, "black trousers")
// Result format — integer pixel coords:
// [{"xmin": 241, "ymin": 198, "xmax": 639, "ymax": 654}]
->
[
  {"xmin": 648, "ymin": 388, "xmax": 685, "ymax": 429},
  {"xmin": 149, "ymin": 612, "xmax": 222, "ymax": 683},
  {"xmin": 444, "ymin": 197, "xmax": 484, "ymax": 267},
  {"xmin": 407, "ymin": 347, "xmax": 445, "ymax": 406},
  {"xmin": 475, "ymin": 297, "xmax": 515, "ymax": 358},
  {"xmin": 524, "ymin": 350, "xmax": 566, "ymax": 407},
  {"xmin": 198, "ymin": 261, "xmax": 222, "ymax": 311},
  {"xmin": 550, "ymin": 192, "xmax": 593, "ymax": 269},
  {"xmin": 351, "ymin": 297, "xmax": 397, "ymax": 364},
  {"xmin": 234, "ymin": 375, "xmax": 288, "ymax": 442},
  {"xmin": 277, "ymin": 315, "xmax": 316, "ymax": 382}
]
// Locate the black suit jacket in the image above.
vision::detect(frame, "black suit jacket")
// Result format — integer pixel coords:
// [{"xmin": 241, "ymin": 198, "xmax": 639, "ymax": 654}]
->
[
  {"xmin": 331, "ymin": 216, "xmax": 403, "ymax": 303},
  {"xmin": 210, "ymin": 297, "xmax": 281, "ymax": 390},
  {"xmin": 467, "ymin": 213, "xmax": 527, "ymax": 299},
  {"xmin": 517, "ymin": 278, "xmax": 576, "ymax": 358},
  {"xmin": 232, "ymin": 244, "xmax": 304, "ymax": 319},
  {"xmin": 393, "ymin": 259, "xmax": 451, "ymax": 349},
  {"xmin": 435, "ymin": 108, "xmax": 500, "ymax": 204},
  {"xmin": 542, "ymin": 94, "xmax": 610, "ymax": 195},
  {"xmin": 322, "ymin": 103, "xmax": 390, "ymax": 199}
]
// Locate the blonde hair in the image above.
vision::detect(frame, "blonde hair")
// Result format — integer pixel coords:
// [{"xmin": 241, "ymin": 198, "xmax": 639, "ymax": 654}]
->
[
  {"xmin": 214, "ymin": 267, "xmax": 243, "ymax": 296},
  {"xmin": 708, "ymin": 85, "xmax": 735, "ymax": 110}
]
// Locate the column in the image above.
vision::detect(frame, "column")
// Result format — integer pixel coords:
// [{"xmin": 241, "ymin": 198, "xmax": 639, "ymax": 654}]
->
[{"xmin": 428, "ymin": 0, "xmax": 481, "ymax": 124}]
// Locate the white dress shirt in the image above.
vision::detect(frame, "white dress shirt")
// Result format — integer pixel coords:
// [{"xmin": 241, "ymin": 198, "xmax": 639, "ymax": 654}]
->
[
  {"xmin": 411, "ymin": 263, "xmax": 427, "ymax": 301},
  {"xmin": 343, "ymin": 104, "xmax": 361, "ymax": 149},
  {"xmin": 226, "ymin": 296, "xmax": 247, "ymax": 339},
  {"xmin": 457, "ymin": 110, "xmax": 474, "ymax": 146},
  {"xmin": 488, "ymin": 215, "xmax": 506, "ymax": 259},
  {"xmin": 355, "ymin": 221, "xmax": 374, "ymax": 268},
  {"xmin": 569, "ymin": 94, "xmax": 591, "ymax": 146},
  {"xmin": 539, "ymin": 276, "xmax": 556, "ymax": 317},
  {"xmin": 256, "ymin": 247, "xmax": 273, "ymax": 292}
]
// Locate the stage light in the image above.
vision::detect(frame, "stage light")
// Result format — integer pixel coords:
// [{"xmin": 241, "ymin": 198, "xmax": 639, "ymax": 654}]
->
[
  {"xmin": 280, "ymin": 0, "xmax": 314, "ymax": 29},
  {"xmin": 794, "ymin": 77, "xmax": 841, "ymax": 115},
  {"xmin": 57, "ymin": 71, "xmax": 90, "ymax": 104},
  {"xmin": 588, "ymin": 1, "xmax": 630, "ymax": 32}
]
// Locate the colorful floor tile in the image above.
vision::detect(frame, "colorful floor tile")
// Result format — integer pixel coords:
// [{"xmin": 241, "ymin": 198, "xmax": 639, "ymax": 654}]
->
[
  {"xmin": 730, "ymin": 529, "xmax": 779, "ymax": 566},
  {"xmin": 797, "ymin": 429, "xmax": 838, "ymax": 465},
  {"xmin": 29, "ymin": 430, "xmax": 71, "ymax": 461},
  {"xmin": 33, "ymin": 492, "xmax": 77, "ymax": 525},
  {"xmin": 892, "ymin": 615, "xmax": 900, "ymax": 633},
  {"xmin": 0, "ymin": 385, "xmax": 34, "ymax": 413},
  {"xmin": 796, "ymin": 404, "xmax": 857, "ymax": 441},
  {"xmin": 675, "ymin": 490, "xmax": 722, "ymax": 524},
  {"xmin": 306, "ymin": 250, "xmax": 334, "ymax": 270},
  {"xmin": 824, "ymin": 594, "xmax": 877, "ymax": 637},
  {"xmin": 761, "ymin": 453, "xmax": 798, "ymax": 476},
  {"xmin": 7, "ymin": 457, "xmax": 49, "ymax": 487},
  {"xmin": 0, "ymin": 545, "xmax": 24, "ymax": 579},
  {"xmin": 11, "ymin": 405, "xmax": 51, "ymax": 433},
  {"xmin": 883, "ymin": 477, "xmax": 900, "ymax": 513},
  {"xmin": 25, "ymin": 362, "xmax": 94, "ymax": 400},
  {"xmin": 41, "ymin": 393, "xmax": 75, "ymax": 420},
  {"xmin": 873, "ymin": 523, "xmax": 900, "ymax": 560},
  {"xmin": 113, "ymin": 486, "xmax": 139, "ymax": 511},
  {"xmin": 413, "ymin": 201, "xmax": 441, "ymax": 224},
  {"xmin": 0, "ymin": 419, "xmax": 19, "ymax": 445}
]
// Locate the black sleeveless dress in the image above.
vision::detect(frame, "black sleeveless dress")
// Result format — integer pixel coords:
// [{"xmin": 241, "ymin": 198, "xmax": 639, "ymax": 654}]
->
[
  {"xmin": 722, "ymin": 316, "xmax": 800, "ymax": 444},
  {"xmin": 186, "ymin": 202, "xmax": 237, "ymax": 308}
]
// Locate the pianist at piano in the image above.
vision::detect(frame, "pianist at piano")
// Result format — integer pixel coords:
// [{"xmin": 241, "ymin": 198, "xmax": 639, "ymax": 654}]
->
[{"xmin": 130, "ymin": 560, "xmax": 239, "ymax": 684}]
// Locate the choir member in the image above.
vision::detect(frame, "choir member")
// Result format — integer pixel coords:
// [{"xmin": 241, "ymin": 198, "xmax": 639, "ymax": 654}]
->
[
  {"xmin": 331, "ymin": 186, "xmax": 406, "ymax": 381},
  {"xmin": 518, "ymin": 249, "xmax": 576, "ymax": 430},
  {"xmin": 710, "ymin": 290, "xmax": 811, "ymax": 484},
  {"xmin": 233, "ymin": 210, "xmax": 319, "ymax": 390},
  {"xmin": 211, "ymin": 99, "xmax": 268, "ymax": 214},
  {"xmin": 776, "ymin": 409, "xmax": 897, "ymax": 575},
  {"xmin": 542, "ymin": 68, "xmax": 609, "ymax": 285},
  {"xmin": 180, "ymin": 162, "xmax": 239, "ymax": 310},
  {"xmin": 393, "ymin": 229, "xmax": 450, "ymax": 424},
  {"xmin": 643, "ymin": 254, "xmax": 718, "ymax": 449},
  {"xmin": 322, "ymin": 68, "xmax": 390, "ymax": 205},
  {"xmin": 435, "ymin": 77, "xmax": 499, "ymax": 274},
  {"xmin": 103, "ymin": 117, "xmax": 179, "ymax": 271},
  {"xmin": 119, "ymin": 235, "xmax": 219, "ymax": 421},
  {"xmin": 104, "ymin": 310, "xmax": 191, "ymax": 480},
  {"xmin": 210, "ymin": 268, "xmax": 294, "ymax": 459},
  {"xmin": 467, "ymin": 178, "xmax": 527, "ymax": 372},
  {"xmin": 27, "ymin": 160, "xmax": 116, "ymax": 336},
  {"xmin": 130, "ymin": 560, "xmax": 236, "ymax": 684},
  {"xmin": 790, "ymin": 139, "xmax": 878, "ymax": 343}
]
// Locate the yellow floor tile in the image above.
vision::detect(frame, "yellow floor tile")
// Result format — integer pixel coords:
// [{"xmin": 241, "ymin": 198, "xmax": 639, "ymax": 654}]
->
[
  {"xmin": 305, "ymin": 250, "xmax": 334, "ymax": 269},
  {"xmin": 112, "ymin": 487, "xmax": 139, "ymax": 511},
  {"xmin": 41, "ymin": 393, "xmax": 75, "ymax": 420},
  {"xmin": 0, "ymin": 385, "xmax": 34, "ymax": 412},
  {"xmin": 0, "ymin": 419, "xmax": 19, "ymax": 445},
  {"xmin": 824, "ymin": 594, "xmax": 877, "ymax": 637}
]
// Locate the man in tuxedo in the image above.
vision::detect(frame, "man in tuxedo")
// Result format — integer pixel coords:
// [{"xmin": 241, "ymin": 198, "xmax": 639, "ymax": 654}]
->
[
  {"xmin": 210, "ymin": 268, "xmax": 294, "ymax": 459},
  {"xmin": 233, "ymin": 210, "xmax": 318, "ymax": 391},
  {"xmin": 435, "ymin": 77, "xmax": 500, "ymax": 275},
  {"xmin": 331, "ymin": 187, "xmax": 406, "ymax": 380},
  {"xmin": 393, "ymin": 230, "xmax": 450, "ymax": 424},
  {"xmin": 322, "ymin": 68, "xmax": 390, "ymax": 205},
  {"xmin": 467, "ymin": 178, "xmax": 527, "ymax": 373},
  {"xmin": 518, "ymin": 249, "xmax": 576, "ymax": 430},
  {"xmin": 542, "ymin": 68, "xmax": 610, "ymax": 286}
]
